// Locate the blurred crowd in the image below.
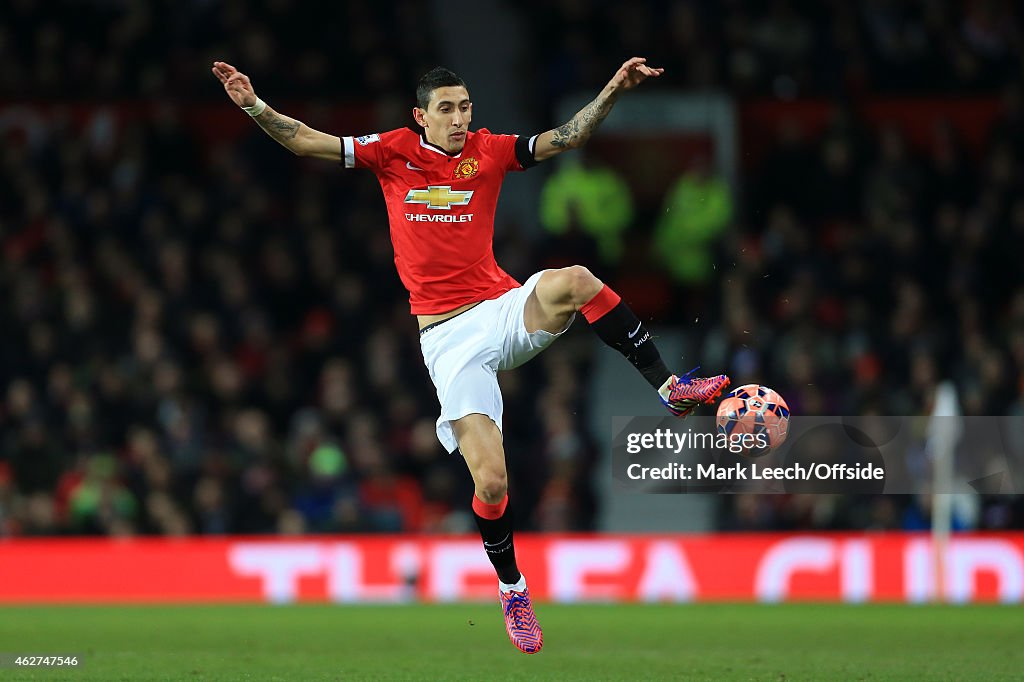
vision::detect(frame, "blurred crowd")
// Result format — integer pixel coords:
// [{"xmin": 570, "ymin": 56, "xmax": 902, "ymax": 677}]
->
[
  {"xmin": 529, "ymin": 0, "xmax": 1022, "ymax": 101},
  {"xmin": 2, "ymin": 0, "xmax": 1024, "ymax": 537},
  {"xmin": 712, "ymin": 87, "xmax": 1024, "ymax": 529},
  {"xmin": 1, "ymin": 0, "xmax": 433, "ymax": 101},
  {"xmin": 528, "ymin": 0, "xmax": 1024, "ymax": 531},
  {"xmin": 5, "ymin": 1, "xmax": 1020, "ymax": 102}
]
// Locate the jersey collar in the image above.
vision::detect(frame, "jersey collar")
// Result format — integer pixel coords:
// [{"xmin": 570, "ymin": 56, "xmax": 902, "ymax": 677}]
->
[{"xmin": 410, "ymin": 126, "xmax": 464, "ymax": 159}]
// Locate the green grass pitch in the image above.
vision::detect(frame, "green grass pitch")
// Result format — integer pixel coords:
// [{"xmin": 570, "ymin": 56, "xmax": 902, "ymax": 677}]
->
[{"xmin": 1, "ymin": 603, "xmax": 1019, "ymax": 680}]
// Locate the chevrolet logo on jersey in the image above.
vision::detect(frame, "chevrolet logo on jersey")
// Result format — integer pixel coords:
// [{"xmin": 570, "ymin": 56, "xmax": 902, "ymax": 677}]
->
[{"xmin": 404, "ymin": 185, "xmax": 474, "ymax": 210}]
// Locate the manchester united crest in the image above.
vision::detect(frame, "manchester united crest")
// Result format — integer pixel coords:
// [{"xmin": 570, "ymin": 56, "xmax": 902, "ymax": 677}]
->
[{"xmin": 453, "ymin": 157, "xmax": 479, "ymax": 180}]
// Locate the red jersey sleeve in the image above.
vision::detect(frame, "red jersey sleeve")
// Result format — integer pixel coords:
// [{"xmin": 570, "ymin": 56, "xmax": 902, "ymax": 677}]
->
[
  {"xmin": 341, "ymin": 130, "xmax": 401, "ymax": 171},
  {"xmin": 476, "ymin": 128, "xmax": 539, "ymax": 172}
]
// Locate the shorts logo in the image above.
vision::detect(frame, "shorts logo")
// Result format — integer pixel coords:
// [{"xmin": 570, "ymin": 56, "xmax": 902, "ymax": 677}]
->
[
  {"xmin": 404, "ymin": 185, "xmax": 474, "ymax": 210},
  {"xmin": 355, "ymin": 134, "xmax": 380, "ymax": 146},
  {"xmin": 453, "ymin": 157, "xmax": 479, "ymax": 180}
]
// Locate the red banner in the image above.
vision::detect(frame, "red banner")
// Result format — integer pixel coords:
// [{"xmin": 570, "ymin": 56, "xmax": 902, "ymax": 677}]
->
[{"xmin": 1, "ymin": 534, "xmax": 1022, "ymax": 604}]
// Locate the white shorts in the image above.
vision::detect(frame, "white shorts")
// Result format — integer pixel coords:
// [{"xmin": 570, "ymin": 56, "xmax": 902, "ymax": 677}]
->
[{"xmin": 419, "ymin": 271, "xmax": 573, "ymax": 453}]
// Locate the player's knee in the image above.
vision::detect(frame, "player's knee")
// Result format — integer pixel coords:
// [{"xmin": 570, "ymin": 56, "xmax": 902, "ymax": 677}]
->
[
  {"xmin": 475, "ymin": 469, "xmax": 508, "ymax": 503},
  {"xmin": 559, "ymin": 265, "xmax": 603, "ymax": 309}
]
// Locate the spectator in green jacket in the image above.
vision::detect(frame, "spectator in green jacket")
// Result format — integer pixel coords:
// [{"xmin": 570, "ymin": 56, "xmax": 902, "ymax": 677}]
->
[
  {"xmin": 654, "ymin": 156, "xmax": 733, "ymax": 283},
  {"xmin": 539, "ymin": 153, "xmax": 634, "ymax": 264}
]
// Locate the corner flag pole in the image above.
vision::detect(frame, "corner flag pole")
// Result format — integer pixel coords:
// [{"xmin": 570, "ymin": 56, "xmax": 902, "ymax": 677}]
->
[{"xmin": 927, "ymin": 381, "xmax": 961, "ymax": 603}]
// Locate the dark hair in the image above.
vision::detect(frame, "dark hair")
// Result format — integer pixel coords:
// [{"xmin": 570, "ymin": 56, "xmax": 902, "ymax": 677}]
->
[{"xmin": 416, "ymin": 67, "xmax": 467, "ymax": 109}]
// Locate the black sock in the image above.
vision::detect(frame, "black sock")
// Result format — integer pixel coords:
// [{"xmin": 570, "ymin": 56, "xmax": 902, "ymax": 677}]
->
[
  {"xmin": 472, "ymin": 496, "xmax": 521, "ymax": 585},
  {"xmin": 588, "ymin": 301, "xmax": 672, "ymax": 389}
]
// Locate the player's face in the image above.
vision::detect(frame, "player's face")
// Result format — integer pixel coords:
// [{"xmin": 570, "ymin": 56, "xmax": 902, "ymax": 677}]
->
[{"xmin": 418, "ymin": 86, "xmax": 473, "ymax": 153}]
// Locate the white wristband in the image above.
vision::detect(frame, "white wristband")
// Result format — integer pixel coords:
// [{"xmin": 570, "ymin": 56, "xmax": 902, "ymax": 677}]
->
[{"xmin": 242, "ymin": 98, "xmax": 267, "ymax": 117}]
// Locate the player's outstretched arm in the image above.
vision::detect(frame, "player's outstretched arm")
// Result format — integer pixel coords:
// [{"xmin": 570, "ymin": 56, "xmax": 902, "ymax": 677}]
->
[
  {"xmin": 211, "ymin": 61, "xmax": 341, "ymax": 161},
  {"xmin": 533, "ymin": 57, "xmax": 663, "ymax": 162}
]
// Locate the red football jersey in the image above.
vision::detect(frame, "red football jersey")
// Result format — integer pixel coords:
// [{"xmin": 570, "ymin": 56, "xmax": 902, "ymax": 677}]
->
[{"xmin": 341, "ymin": 127, "xmax": 535, "ymax": 314}]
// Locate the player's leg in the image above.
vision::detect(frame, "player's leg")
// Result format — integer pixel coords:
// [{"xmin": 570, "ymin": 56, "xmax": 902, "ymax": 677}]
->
[
  {"xmin": 453, "ymin": 414, "xmax": 519, "ymax": 584},
  {"xmin": 526, "ymin": 265, "xmax": 730, "ymax": 416},
  {"xmin": 453, "ymin": 413, "xmax": 542, "ymax": 654}
]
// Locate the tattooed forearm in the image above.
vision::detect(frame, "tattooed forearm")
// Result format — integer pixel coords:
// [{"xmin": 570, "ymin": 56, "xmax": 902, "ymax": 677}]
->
[
  {"xmin": 254, "ymin": 107, "xmax": 303, "ymax": 150},
  {"xmin": 550, "ymin": 91, "xmax": 618, "ymax": 149}
]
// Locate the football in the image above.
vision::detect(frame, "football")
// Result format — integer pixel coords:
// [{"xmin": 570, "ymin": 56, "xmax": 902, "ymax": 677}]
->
[{"xmin": 716, "ymin": 384, "xmax": 791, "ymax": 457}]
